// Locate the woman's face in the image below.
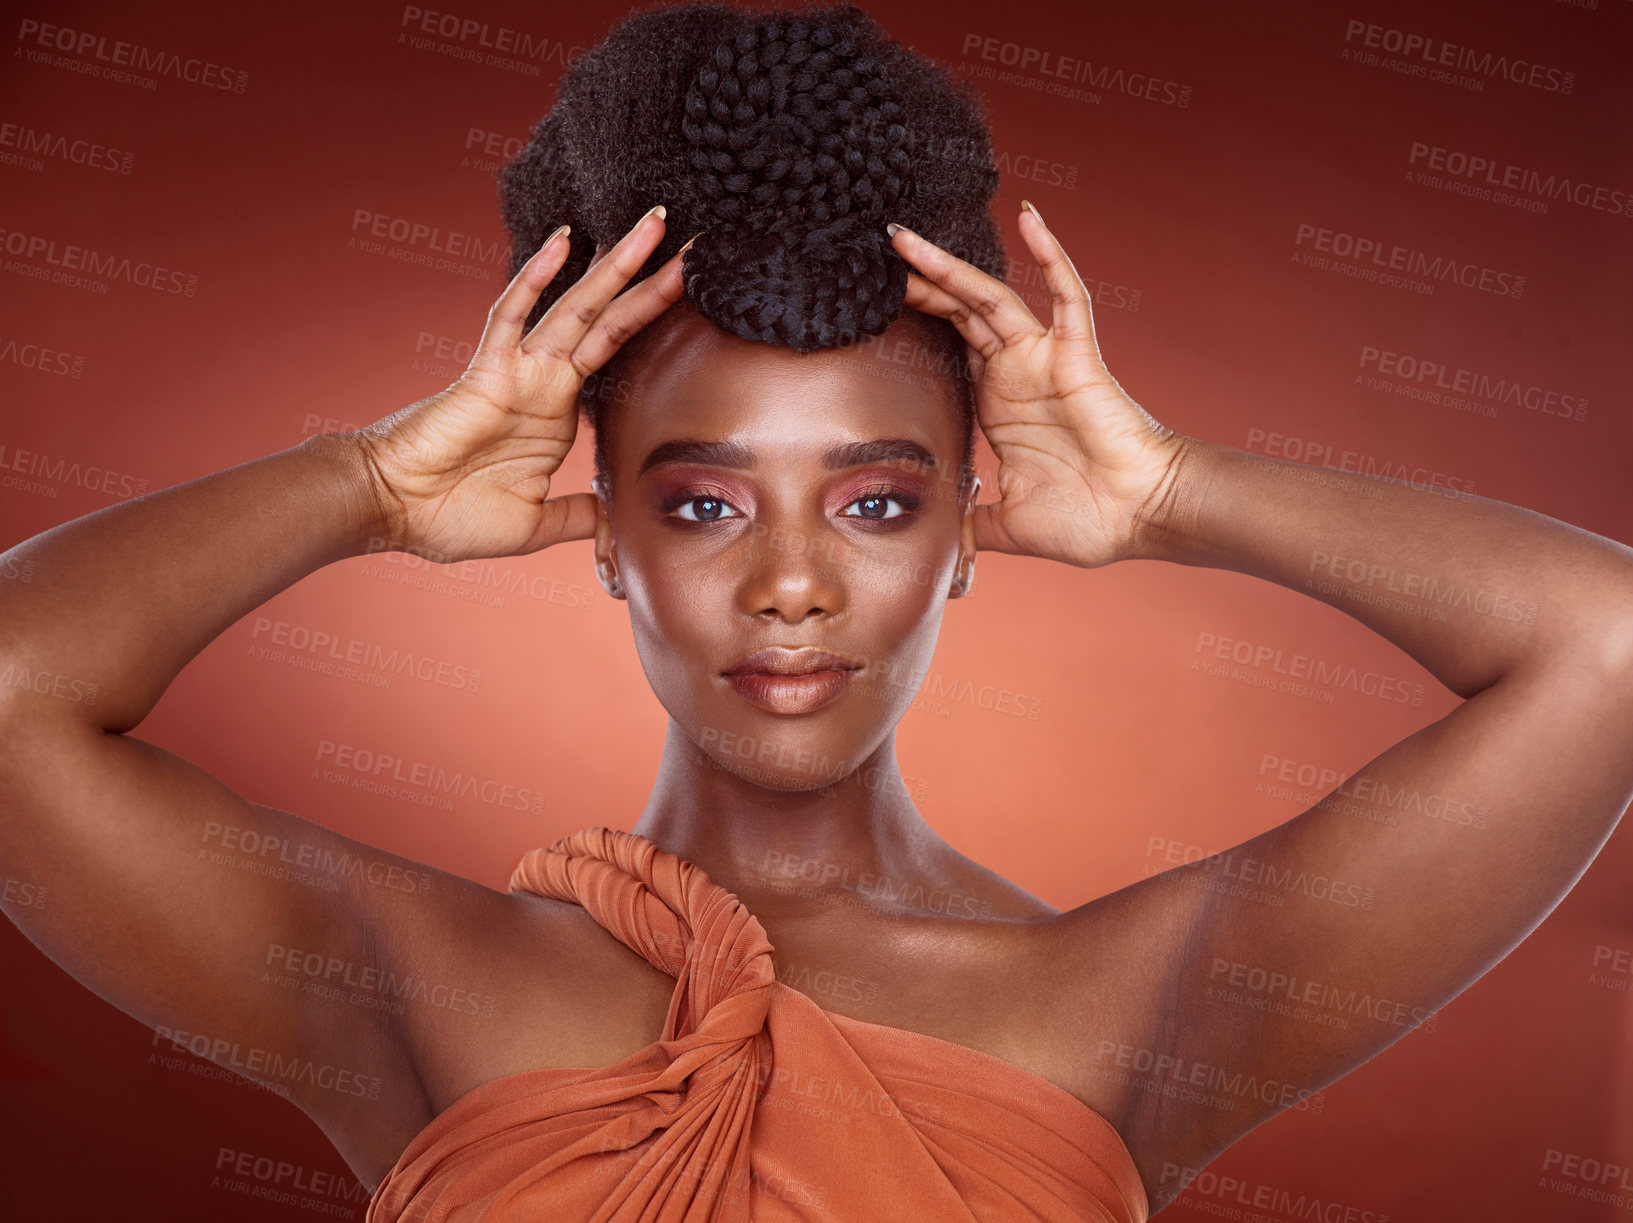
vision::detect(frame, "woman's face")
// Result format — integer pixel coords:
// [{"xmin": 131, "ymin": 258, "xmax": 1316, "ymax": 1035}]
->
[{"xmin": 591, "ymin": 304, "xmax": 978, "ymax": 792}]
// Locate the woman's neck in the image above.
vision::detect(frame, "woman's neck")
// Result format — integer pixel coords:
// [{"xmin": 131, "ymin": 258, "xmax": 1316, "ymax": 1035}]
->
[{"xmin": 630, "ymin": 720, "xmax": 949, "ymax": 916}]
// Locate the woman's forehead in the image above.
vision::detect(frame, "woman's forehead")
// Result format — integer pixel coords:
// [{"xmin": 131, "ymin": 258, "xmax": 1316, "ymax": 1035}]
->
[{"xmin": 612, "ymin": 308, "xmax": 960, "ymax": 443}]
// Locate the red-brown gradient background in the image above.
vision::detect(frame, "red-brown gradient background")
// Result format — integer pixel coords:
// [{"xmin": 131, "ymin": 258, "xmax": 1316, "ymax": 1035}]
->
[{"xmin": 3, "ymin": 1, "xmax": 1630, "ymax": 1218}]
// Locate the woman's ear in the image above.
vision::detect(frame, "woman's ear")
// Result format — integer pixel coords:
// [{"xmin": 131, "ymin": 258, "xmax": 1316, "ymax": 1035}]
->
[
  {"xmin": 950, "ymin": 474, "xmax": 980, "ymax": 598},
  {"xmin": 591, "ymin": 475, "xmax": 624, "ymax": 600}
]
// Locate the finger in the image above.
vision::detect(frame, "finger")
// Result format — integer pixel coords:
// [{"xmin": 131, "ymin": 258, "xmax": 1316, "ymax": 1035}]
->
[
  {"xmin": 478, "ymin": 223, "xmax": 573, "ymax": 356},
  {"xmin": 888, "ymin": 223, "xmax": 1045, "ymax": 349},
  {"xmin": 567, "ymin": 237, "xmax": 698, "ymax": 373},
  {"xmin": 970, "ymin": 501, "xmax": 1020, "ymax": 556},
  {"xmin": 520, "ymin": 491, "xmax": 601, "ymax": 554},
  {"xmin": 902, "ymin": 270, "xmax": 1002, "ymax": 361},
  {"xmin": 1019, "ymin": 202, "xmax": 1098, "ymax": 348},
  {"xmin": 523, "ymin": 204, "xmax": 669, "ymax": 364},
  {"xmin": 966, "ymin": 346, "xmax": 986, "ymax": 385}
]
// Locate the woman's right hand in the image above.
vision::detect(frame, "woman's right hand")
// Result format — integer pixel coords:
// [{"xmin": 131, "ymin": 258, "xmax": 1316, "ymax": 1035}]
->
[{"xmin": 346, "ymin": 204, "xmax": 685, "ymax": 563}]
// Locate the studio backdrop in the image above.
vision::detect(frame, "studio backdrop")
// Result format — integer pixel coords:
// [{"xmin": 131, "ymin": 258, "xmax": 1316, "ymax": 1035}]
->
[{"xmin": 1, "ymin": 0, "xmax": 1629, "ymax": 1219}]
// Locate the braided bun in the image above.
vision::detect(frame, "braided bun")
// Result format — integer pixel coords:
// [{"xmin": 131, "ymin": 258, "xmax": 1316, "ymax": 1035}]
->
[
  {"xmin": 497, "ymin": 1, "xmax": 1007, "ymax": 486},
  {"xmin": 678, "ymin": 16, "xmax": 911, "ymax": 350}
]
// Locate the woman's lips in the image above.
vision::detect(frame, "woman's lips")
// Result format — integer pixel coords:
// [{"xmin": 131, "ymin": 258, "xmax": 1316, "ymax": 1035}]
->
[{"xmin": 726, "ymin": 669, "xmax": 854, "ymax": 714}]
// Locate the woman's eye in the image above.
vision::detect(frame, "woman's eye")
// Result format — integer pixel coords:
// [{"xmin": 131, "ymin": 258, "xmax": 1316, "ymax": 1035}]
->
[
  {"xmin": 671, "ymin": 495, "xmax": 741, "ymax": 522},
  {"xmin": 840, "ymin": 490, "xmax": 915, "ymax": 520},
  {"xmin": 664, "ymin": 487, "xmax": 917, "ymax": 523}
]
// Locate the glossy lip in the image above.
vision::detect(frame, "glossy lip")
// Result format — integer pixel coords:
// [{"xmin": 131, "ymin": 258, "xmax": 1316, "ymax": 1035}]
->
[
  {"xmin": 722, "ymin": 647, "xmax": 862, "ymax": 716},
  {"xmin": 726, "ymin": 669, "xmax": 855, "ymax": 715},
  {"xmin": 723, "ymin": 647, "xmax": 862, "ymax": 677}
]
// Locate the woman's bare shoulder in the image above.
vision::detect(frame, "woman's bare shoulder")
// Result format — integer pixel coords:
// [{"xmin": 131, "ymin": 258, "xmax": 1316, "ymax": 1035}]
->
[
  {"xmin": 379, "ymin": 879, "xmax": 674, "ymax": 1101},
  {"xmin": 315, "ymin": 863, "xmax": 675, "ymax": 1189}
]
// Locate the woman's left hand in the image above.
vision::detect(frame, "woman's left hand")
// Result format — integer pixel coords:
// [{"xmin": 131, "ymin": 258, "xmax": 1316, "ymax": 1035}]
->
[{"xmin": 889, "ymin": 203, "xmax": 1191, "ymax": 569}]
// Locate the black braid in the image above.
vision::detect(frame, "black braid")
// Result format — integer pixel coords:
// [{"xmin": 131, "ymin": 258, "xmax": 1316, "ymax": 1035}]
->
[
  {"xmin": 679, "ymin": 16, "xmax": 911, "ymax": 351},
  {"xmin": 496, "ymin": 1, "xmax": 1008, "ymax": 495}
]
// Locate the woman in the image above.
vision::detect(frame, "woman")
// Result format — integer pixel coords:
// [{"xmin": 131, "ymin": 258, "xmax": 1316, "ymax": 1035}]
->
[{"xmin": 1, "ymin": 3, "xmax": 1628, "ymax": 1219}]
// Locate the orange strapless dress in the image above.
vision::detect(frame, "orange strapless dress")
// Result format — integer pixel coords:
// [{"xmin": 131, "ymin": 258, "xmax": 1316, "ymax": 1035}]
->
[{"xmin": 365, "ymin": 828, "xmax": 1149, "ymax": 1222}]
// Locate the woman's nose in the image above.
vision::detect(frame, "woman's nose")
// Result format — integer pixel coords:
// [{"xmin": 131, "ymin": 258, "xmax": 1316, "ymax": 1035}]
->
[{"xmin": 735, "ymin": 518, "xmax": 852, "ymax": 622}]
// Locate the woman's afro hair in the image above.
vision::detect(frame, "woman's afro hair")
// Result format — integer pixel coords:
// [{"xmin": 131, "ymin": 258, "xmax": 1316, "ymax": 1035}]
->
[{"xmin": 496, "ymin": 0, "xmax": 1009, "ymax": 490}]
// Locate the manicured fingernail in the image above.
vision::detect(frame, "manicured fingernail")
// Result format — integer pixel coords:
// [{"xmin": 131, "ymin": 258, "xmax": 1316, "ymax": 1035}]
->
[
  {"xmin": 639, "ymin": 203, "xmax": 667, "ymax": 226},
  {"xmin": 541, "ymin": 223, "xmax": 570, "ymax": 251},
  {"xmin": 678, "ymin": 230, "xmax": 703, "ymax": 255},
  {"xmin": 1022, "ymin": 199, "xmax": 1046, "ymax": 228},
  {"xmin": 886, "ymin": 222, "xmax": 909, "ymax": 237}
]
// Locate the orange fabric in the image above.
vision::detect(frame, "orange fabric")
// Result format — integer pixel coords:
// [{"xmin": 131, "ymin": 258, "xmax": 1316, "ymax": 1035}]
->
[{"xmin": 366, "ymin": 827, "xmax": 1149, "ymax": 1222}]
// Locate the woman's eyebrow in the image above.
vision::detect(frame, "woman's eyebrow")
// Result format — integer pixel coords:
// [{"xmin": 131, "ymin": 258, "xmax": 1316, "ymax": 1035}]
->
[{"xmin": 636, "ymin": 437, "xmax": 937, "ymax": 478}]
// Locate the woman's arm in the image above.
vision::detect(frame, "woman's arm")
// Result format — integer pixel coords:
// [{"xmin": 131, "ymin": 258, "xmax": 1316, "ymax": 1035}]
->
[
  {"xmin": 0, "ymin": 434, "xmax": 383, "ymax": 736},
  {"xmin": 1140, "ymin": 436, "xmax": 1633, "ymax": 697},
  {"xmin": 885, "ymin": 208, "xmax": 1633, "ymax": 1206},
  {"xmin": 0, "ymin": 209, "xmax": 691, "ymax": 1179},
  {"xmin": 0, "ymin": 434, "xmax": 483, "ymax": 1150},
  {"xmin": 1072, "ymin": 435, "xmax": 1633, "ymax": 1191}
]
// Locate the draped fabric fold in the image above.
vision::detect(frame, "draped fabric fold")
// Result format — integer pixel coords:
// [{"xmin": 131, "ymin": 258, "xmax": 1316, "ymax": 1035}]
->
[{"xmin": 365, "ymin": 827, "xmax": 1149, "ymax": 1222}]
